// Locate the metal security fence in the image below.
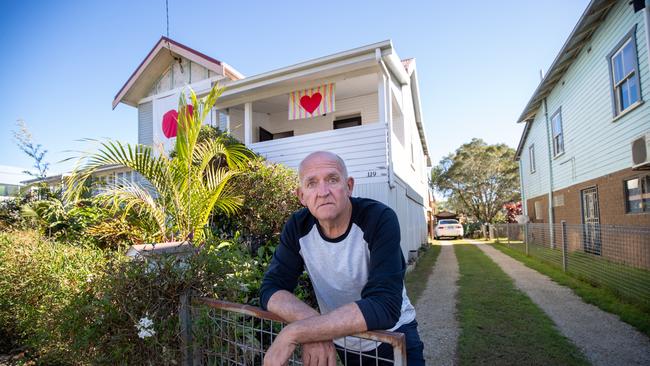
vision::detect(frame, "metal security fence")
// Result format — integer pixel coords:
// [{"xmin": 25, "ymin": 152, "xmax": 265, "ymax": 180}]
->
[
  {"xmin": 179, "ymin": 295, "xmax": 407, "ymax": 366},
  {"xmin": 491, "ymin": 223, "xmax": 650, "ymax": 305}
]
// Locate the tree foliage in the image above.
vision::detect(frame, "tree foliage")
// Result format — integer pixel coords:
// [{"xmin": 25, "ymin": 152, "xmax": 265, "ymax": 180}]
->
[
  {"xmin": 13, "ymin": 119, "xmax": 50, "ymax": 179},
  {"xmin": 63, "ymin": 84, "xmax": 253, "ymax": 243},
  {"xmin": 431, "ymin": 138, "xmax": 520, "ymax": 223}
]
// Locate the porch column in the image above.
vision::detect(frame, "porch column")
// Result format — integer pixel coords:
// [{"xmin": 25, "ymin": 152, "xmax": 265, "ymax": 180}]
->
[
  {"xmin": 244, "ymin": 102, "xmax": 252, "ymax": 145},
  {"xmin": 378, "ymin": 73, "xmax": 387, "ymax": 125},
  {"xmin": 225, "ymin": 108, "xmax": 231, "ymax": 133},
  {"xmin": 378, "ymin": 62, "xmax": 395, "ymax": 188}
]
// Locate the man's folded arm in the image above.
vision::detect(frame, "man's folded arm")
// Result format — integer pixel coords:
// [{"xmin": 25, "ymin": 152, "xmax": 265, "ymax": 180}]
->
[{"xmin": 356, "ymin": 208, "xmax": 405, "ymax": 330}]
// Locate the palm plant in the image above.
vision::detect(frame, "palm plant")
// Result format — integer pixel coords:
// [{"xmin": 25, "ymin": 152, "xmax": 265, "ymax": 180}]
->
[{"xmin": 64, "ymin": 84, "xmax": 252, "ymax": 243}]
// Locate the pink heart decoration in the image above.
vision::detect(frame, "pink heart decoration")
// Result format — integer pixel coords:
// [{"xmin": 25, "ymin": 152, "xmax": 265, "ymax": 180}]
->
[
  {"xmin": 161, "ymin": 105, "xmax": 194, "ymax": 139},
  {"xmin": 300, "ymin": 92, "xmax": 322, "ymax": 114}
]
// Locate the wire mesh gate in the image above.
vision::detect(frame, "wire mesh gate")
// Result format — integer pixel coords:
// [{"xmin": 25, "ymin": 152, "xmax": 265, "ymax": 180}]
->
[{"xmin": 180, "ymin": 295, "xmax": 407, "ymax": 366}]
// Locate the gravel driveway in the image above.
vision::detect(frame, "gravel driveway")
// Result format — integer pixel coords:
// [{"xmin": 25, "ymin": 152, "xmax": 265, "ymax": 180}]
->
[
  {"xmin": 473, "ymin": 241, "xmax": 650, "ymax": 366},
  {"xmin": 415, "ymin": 243, "xmax": 460, "ymax": 366}
]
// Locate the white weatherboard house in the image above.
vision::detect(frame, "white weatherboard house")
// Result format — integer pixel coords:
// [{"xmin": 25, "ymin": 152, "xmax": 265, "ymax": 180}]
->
[
  {"xmin": 0, "ymin": 165, "xmax": 32, "ymax": 200},
  {"xmin": 515, "ymin": 0, "xmax": 650, "ymax": 262},
  {"xmin": 112, "ymin": 37, "xmax": 432, "ymax": 258}
]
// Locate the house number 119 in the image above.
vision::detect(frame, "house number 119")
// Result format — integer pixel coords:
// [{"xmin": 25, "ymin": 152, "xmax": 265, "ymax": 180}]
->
[{"xmin": 367, "ymin": 170, "xmax": 377, "ymax": 177}]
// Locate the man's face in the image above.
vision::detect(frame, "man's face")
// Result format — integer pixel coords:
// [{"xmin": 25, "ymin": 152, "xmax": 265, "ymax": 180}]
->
[{"xmin": 297, "ymin": 154, "xmax": 354, "ymax": 225}]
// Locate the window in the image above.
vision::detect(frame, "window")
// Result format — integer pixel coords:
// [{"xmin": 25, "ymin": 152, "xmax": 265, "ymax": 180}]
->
[
  {"xmin": 608, "ymin": 27, "xmax": 642, "ymax": 116},
  {"xmin": 333, "ymin": 115, "xmax": 361, "ymax": 129},
  {"xmin": 624, "ymin": 175, "xmax": 650, "ymax": 213},
  {"xmin": 529, "ymin": 144, "xmax": 536, "ymax": 173},
  {"xmin": 438, "ymin": 219, "xmax": 459, "ymax": 225},
  {"xmin": 550, "ymin": 109, "xmax": 564, "ymax": 156},
  {"xmin": 534, "ymin": 201, "xmax": 543, "ymax": 220},
  {"xmin": 259, "ymin": 127, "xmax": 293, "ymax": 142}
]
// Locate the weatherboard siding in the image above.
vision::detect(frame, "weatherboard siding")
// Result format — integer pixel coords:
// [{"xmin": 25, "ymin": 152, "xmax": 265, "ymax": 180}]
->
[
  {"xmin": 520, "ymin": 0, "xmax": 649, "ymax": 200},
  {"xmin": 249, "ymin": 122, "xmax": 388, "ymax": 185},
  {"xmin": 391, "ymin": 81, "xmax": 428, "ymax": 203},
  {"xmin": 521, "ymin": 110, "xmax": 552, "ymax": 200}
]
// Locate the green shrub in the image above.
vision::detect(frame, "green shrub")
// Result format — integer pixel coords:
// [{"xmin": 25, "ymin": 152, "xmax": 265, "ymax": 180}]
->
[
  {"xmin": 463, "ymin": 221, "xmax": 483, "ymax": 238},
  {"xmin": 0, "ymin": 230, "xmax": 317, "ymax": 365},
  {"xmin": 212, "ymin": 158, "xmax": 301, "ymax": 254},
  {"xmin": 0, "ymin": 197, "xmax": 26, "ymax": 231},
  {"xmin": 20, "ymin": 198, "xmax": 152, "ymax": 249},
  {"xmin": 0, "ymin": 230, "xmax": 107, "ymax": 364}
]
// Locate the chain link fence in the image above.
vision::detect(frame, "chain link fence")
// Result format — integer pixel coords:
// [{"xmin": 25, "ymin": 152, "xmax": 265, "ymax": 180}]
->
[
  {"xmin": 491, "ymin": 223, "xmax": 650, "ymax": 305},
  {"xmin": 179, "ymin": 295, "xmax": 407, "ymax": 366}
]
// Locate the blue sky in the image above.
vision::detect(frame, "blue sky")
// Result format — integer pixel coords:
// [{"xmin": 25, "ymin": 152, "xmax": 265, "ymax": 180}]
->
[{"xmin": 0, "ymin": 0, "xmax": 590, "ymax": 175}]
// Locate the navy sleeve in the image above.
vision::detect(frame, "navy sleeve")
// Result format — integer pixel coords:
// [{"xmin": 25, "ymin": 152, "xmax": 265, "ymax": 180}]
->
[
  {"xmin": 355, "ymin": 208, "xmax": 405, "ymax": 330},
  {"xmin": 259, "ymin": 214, "xmax": 305, "ymax": 310}
]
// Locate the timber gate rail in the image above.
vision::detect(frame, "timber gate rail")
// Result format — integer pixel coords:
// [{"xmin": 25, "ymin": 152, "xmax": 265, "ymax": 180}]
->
[{"xmin": 179, "ymin": 294, "xmax": 407, "ymax": 365}]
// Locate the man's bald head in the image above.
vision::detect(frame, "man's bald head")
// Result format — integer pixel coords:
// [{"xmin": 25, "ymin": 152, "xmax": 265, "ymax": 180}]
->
[{"xmin": 298, "ymin": 151, "xmax": 349, "ymax": 181}]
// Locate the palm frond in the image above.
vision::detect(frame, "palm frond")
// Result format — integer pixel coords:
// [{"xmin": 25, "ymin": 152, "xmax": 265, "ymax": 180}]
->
[{"xmin": 94, "ymin": 182, "xmax": 167, "ymax": 240}]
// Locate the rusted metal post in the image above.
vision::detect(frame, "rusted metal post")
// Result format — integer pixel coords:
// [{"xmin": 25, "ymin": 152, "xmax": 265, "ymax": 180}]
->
[
  {"xmin": 390, "ymin": 332, "xmax": 407, "ymax": 366},
  {"xmin": 180, "ymin": 291, "xmax": 193, "ymax": 366},
  {"xmin": 525, "ymin": 223, "xmax": 529, "ymax": 255},
  {"xmin": 561, "ymin": 221, "xmax": 568, "ymax": 272}
]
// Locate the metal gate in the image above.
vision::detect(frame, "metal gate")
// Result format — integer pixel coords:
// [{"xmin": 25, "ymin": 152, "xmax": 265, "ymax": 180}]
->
[{"xmin": 180, "ymin": 295, "xmax": 407, "ymax": 365}]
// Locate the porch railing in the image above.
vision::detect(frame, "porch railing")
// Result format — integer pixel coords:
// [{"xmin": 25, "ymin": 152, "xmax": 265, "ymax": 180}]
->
[
  {"xmin": 249, "ymin": 122, "xmax": 388, "ymax": 185},
  {"xmin": 180, "ymin": 295, "xmax": 407, "ymax": 366},
  {"xmin": 491, "ymin": 223, "xmax": 650, "ymax": 305}
]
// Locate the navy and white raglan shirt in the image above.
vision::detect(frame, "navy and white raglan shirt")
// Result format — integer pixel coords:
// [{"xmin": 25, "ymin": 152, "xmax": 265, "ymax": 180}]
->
[{"xmin": 260, "ymin": 197, "xmax": 416, "ymax": 352}]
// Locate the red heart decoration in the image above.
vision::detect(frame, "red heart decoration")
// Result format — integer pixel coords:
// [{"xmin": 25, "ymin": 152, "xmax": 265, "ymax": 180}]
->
[
  {"xmin": 162, "ymin": 109, "xmax": 178, "ymax": 138},
  {"xmin": 161, "ymin": 105, "xmax": 194, "ymax": 139},
  {"xmin": 300, "ymin": 92, "xmax": 322, "ymax": 114}
]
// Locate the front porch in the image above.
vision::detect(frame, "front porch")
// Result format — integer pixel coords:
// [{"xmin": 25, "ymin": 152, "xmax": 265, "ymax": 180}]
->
[{"xmin": 209, "ymin": 68, "xmax": 406, "ymax": 185}]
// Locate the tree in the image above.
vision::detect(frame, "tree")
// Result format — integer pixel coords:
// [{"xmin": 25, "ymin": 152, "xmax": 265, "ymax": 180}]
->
[
  {"xmin": 503, "ymin": 201, "xmax": 523, "ymax": 223},
  {"xmin": 430, "ymin": 138, "xmax": 520, "ymax": 223},
  {"xmin": 13, "ymin": 119, "xmax": 50, "ymax": 179},
  {"xmin": 64, "ymin": 84, "xmax": 252, "ymax": 243}
]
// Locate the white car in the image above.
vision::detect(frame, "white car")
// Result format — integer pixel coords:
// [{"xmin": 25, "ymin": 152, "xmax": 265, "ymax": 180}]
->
[{"xmin": 434, "ymin": 219, "xmax": 464, "ymax": 239}]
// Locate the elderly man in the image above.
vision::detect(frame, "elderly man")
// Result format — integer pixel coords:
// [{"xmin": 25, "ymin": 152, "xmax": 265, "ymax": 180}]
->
[{"xmin": 260, "ymin": 151, "xmax": 424, "ymax": 366}]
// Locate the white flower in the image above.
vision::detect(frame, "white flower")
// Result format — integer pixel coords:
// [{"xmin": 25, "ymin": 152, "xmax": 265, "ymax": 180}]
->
[
  {"xmin": 138, "ymin": 328, "xmax": 156, "ymax": 339},
  {"xmin": 86, "ymin": 274, "xmax": 94, "ymax": 283},
  {"xmin": 136, "ymin": 316, "xmax": 156, "ymax": 339},
  {"xmin": 138, "ymin": 317, "xmax": 154, "ymax": 328}
]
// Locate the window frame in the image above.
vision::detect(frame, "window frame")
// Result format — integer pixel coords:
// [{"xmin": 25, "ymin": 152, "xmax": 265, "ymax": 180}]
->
[
  {"xmin": 624, "ymin": 174, "xmax": 650, "ymax": 214},
  {"xmin": 550, "ymin": 108, "xmax": 564, "ymax": 157},
  {"xmin": 259, "ymin": 127, "xmax": 293, "ymax": 142},
  {"xmin": 333, "ymin": 115, "xmax": 362, "ymax": 130},
  {"xmin": 529, "ymin": 144, "xmax": 536, "ymax": 173},
  {"xmin": 607, "ymin": 25, "xmax": 642, "ymax": 118}
]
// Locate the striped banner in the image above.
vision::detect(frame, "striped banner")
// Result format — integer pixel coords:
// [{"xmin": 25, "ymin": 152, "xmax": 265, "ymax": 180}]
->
[{"xmin": 288, "ymin": 83, "xmax": 335, "ymax": 120}]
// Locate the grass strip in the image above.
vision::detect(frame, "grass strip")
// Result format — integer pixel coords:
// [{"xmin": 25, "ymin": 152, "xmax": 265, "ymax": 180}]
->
[
  {"xmin": 493, "ymin": 242, "xmax": 650, "ymax": 338},
  {"xmin": 455, "ymin": 244, "xmax": 588, "ymax": 366},
  {"xmin": 492, "ymin": 238, "xmax": 650, "ymax": 305},
  {"xmin": 404, "ymin": 243, "xmax": 441, "ymax": 304}
]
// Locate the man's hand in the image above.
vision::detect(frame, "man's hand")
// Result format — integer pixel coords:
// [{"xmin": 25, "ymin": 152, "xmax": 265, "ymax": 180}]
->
[
  {"xmin": 301, "ymin": 341, "xmax": 337, "ymax": 366},
  {"xmin": 264, "ymin": 327, "xmax": 298, "ymax": 366}
]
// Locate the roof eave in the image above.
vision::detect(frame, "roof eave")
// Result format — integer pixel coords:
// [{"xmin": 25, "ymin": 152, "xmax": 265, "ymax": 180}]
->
[
  {"xmin": 408, "ymin": 64, "xmax": 432, "ymax": 166},
  {"xmin": 112, "ymin": 36, "xmax": 224, "ymax": 109},
  {"xmin": 515, "ymin": 0, "xmax": 616, "ymax": 123},
  {"xmin": 219, "ymin": 40, "xmax": 393, "ymax": 93}
]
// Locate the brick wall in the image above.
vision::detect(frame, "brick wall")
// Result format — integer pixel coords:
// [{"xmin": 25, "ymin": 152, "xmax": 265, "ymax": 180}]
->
[
  {"xmin": 550, "ymin": 166, "xmax": 650, "ymax": 226},
  {"xmin": 526, "ymin": 194, "xmax": 549, "ymax": 223},
  {"xmin": 524, "ymin": 166, "xmax": 650, "ymax": 269}
]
